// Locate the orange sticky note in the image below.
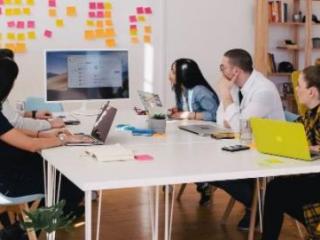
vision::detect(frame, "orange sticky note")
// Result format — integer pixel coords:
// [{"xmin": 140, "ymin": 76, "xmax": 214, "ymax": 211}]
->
[
  {"xmin": 95, "ymin": 29, "xmax": 104, "ymax": 38},
  {"xmin": 17, "ymin": 33, "xmax": 25, "ymax": 41},
  {"xmin": 131, "ymin": 37, "xmax": 139, "ymax": 44},
  {"xmin": 86, "ymin": 20, "xmax": 94, "ymax": 27},
  {"xmin": 104, "ymin": 2, "xmax": 112, "ymax": 10},
  {"xmin": 66, "ymin": 6, "xmax": 76, "ymax": 16},
  {"xmin": 105, "ymin": 19, "xmax": 113, "ymax": 26},
  {"xmin": 48, "ymin": 8, "xmax": 57, "ymax": 17},
  {"xmin": 5, "ymin": 43, "xmax": 15, "ymax": 51},
  {"xmin": 56, "ymin": 19, "xmax": 64, "ymax": 27},
  {"xmin": 138, "ymin": 15, "xmax": 145, "ymax": 22},
  {"xmin": 7, "ymin": 32, "xmax": 15, "ymax": 40},
  {"xmin": 15, "ymin": 43, "xmax": 26, "ymax": 53},
  {"xmin": 96, "ymin": 20, "xmax": 103, "ymax": 28},
  {"xmin": 130, "ymin": 29, "xmax": 138, "ymax": 36},
  {"xmin": 14, "ymin": 0, "xmax": 22, "ymax": 4},
  {"xmin": 12, "ymin": 8, "xmax": 21, "ymax": 15},
  {"xmin": 105, "ymin": 28, "xmax": 115, "ymax": 37},
  {"xmin": 84, "ymin": 30, "xmax": 95, "ymax": 40},
  {"xmin": 144, "ymin": 35, "xmax": 151, "ymax": 43},
  {"xmin": 105, "ymin": 11, "xmax": 111, "ymax": 18},
  {"xmin": 26, "ymin": 0, "xmax": 34, "ymax": 5},
  {"xmin": 144, "ymin": 26, "xmax": 152, "ymax": 34},
  {"xmin": 27, "ymin": 31, "xmax": 36, "ymax": 39},
  {"xmin": 105, "ymin": 39, "xmax": 116, "ymax": 48},
  {"xmin": 23, "ymin": 7, "xmax": 31, "ymax": 15}
]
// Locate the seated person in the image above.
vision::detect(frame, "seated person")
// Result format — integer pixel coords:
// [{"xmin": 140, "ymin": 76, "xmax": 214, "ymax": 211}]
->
[
  {"xmin": 0, "ymin": 48, "xmax": 64, "ymax": 131},
  {"xmin": 212, "ymin": 49, "xmax": 284, "ymax": 230},
  {"xmin": 168, "ymin": 58, "xmax": 220, "ymax": 206},
  {"xmin": 0, "ymin": 58, "xmax": 93, "ymax": 230},
  {"xmin": 262, "ymin": 65, "xmax": 320, "ymax": 240}
]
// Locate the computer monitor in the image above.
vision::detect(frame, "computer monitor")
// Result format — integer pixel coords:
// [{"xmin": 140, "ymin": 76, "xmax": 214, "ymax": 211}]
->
[{"xmin": 45, "ymin": 49, "xmax": 129, "ymax": 102}]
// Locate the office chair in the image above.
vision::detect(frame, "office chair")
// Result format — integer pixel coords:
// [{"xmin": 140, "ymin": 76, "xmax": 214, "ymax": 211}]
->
[
  {"xmin": 24, "ymin": 97, "xmax": 63, "ymax": 112},
  {"xmin": 0, "ymin": 193, "xmax": 44, "ymax": 240}
]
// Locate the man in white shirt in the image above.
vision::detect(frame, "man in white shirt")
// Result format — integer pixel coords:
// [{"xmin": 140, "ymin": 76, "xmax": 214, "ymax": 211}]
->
[{"xmin": 213, "ymin": 49, "xmax": 285, "ymax": 230}]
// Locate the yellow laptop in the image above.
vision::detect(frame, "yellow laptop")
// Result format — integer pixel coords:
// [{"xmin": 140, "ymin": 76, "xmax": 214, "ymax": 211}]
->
[{"xmin": 250, "ymin": 118, "xmax": 320, "ymax": 161}]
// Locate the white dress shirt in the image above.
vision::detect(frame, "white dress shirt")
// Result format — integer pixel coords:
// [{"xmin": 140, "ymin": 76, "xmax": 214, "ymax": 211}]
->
[
  {"xmin": 217, "ymin": 70, "xmax": 285, "ymax": 132},
  {"xmin": 2, "ymin": 100, "xmax": 51, "ymax": 131}
]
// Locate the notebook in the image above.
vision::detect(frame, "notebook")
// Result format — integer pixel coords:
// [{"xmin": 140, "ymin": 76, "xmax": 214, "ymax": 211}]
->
[
  {"xmin": 84, "ymin": 144, "xmax": 134, "ymax": 162},
  {"xmin": 250, "ymin": 117, "xmax": 320, "ymax": 161}
]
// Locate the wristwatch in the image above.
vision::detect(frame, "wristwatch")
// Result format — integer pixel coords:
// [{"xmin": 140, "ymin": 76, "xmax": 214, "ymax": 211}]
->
[
  {"xmin": 32, "ymin": 110, "xmax": 37, "ymax": 119},
  {"xmin": 58, "ymin": 133, "xmax": 66, "ymax": 145}
]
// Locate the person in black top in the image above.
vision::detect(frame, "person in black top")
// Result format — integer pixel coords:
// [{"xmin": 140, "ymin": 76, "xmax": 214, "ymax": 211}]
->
[{"xmin": 0, "ymin": 57, "xmax": 92, "ymax": 217}]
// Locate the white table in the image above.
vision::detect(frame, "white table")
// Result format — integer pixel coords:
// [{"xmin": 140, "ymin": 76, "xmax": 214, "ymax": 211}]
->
[{"xmin": 42, "ymin": 110, "xmax": 320, "ymax": 240}]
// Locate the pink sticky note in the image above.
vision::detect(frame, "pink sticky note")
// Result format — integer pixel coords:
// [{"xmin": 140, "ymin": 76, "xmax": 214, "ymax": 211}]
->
[
  {"xmin": 130, "ymin": 25, "xmax": 137, "ymax": 30},
  {"xmin": 134, "ymin": 154, "xmax": 154, "ymax": 161},
  {"xmin": 48, "ymin": 0, "xmax": 56, "ymax": 7},
  {"xmin": 145, "ymin": 7, "xmax": 152, "ymax": 14},
  {"xmin": 89, "ymin": 2, "xmax": 96, "ymax": 9},
  {"xmin": 44, "ymin": 30, "xmax": 52, "ymax": 38},
  {"xmin": 0, "ymin": 0, "xmax": 3, "ymax": 5},
  {"xmin": 27, "ymin": 20, "xmax": 35, "ymax": 28},
  {"xmin": 17, "ymin": 21, "xmax": 25, "ymax": 29},
  {"xmin": 88, "ymin": 11, "xmax": 95, "ymax": 18},
  {"xmin": 129, "ymin": 15, "xmax": 137, "ymax": 23},
  {"xmin": 0, "ymin": 7, "xmax": 2, "ymax": 15},
  {"xmin": 136, "ymin": 7, "xmax": 144, "ymax": 14},
  {"xmin": 96, "ymin": 11, "xmax": 104, "ymax": 18},
  {"xmin": 97, "ymin": 2, "xmax": 104, "ymax": 9},
  {"xmin": 7, "ymin": 21, "xmax": 15, "ymax": 28}
]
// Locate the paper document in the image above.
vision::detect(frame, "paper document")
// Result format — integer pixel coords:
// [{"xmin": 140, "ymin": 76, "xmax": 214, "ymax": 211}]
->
[{"xmin": 84, "ymin": 144, "xmax": 134, "ymax": 162}]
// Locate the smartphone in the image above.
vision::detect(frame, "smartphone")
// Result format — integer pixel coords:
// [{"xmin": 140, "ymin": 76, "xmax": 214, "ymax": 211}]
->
[
  {"xmin": 221, "ymin": 145, "xmax": 250, "ymax": 152},
  {"xmin": 211, "ymin": 132, "xmax": 235, "ymax": 139}
]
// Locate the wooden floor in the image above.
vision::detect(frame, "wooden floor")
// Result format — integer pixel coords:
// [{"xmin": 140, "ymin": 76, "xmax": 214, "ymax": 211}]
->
[{"xmin": 41, "ymin": 185, "xmax": 304, "ymax": 240}]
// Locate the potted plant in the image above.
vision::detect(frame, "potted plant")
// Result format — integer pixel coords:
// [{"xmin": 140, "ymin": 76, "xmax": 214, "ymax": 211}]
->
[{"xmin": 148, "ymin": 113, "xmax": 166, "ymax": 133}]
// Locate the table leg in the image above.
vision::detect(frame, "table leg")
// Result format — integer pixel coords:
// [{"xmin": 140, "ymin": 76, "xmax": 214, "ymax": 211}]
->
[
  {"xmin": 154, "ymin": 186, "xmax": 159, "ymax": 240},
  {"xmin": 96, "ymin": 190, "xmax": 103, "ymax": 240},
  {"xmin": 164, "ymin": 185, "xmax": 169, "ymax": 240},
  {"xmin": 248, "ymin": 180, "xmax": 258, "ymax": 240},
  {"xmin": 85, "ymin": 190, "xmax": 92, "ymax": 240}
]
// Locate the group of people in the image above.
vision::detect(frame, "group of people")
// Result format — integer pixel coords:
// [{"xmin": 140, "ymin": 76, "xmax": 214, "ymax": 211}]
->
[
  {"xmin": 167, "ymin": 49, "xmax": 320, "ymax": 239},
  {"xmin": 0, "ymin": 47, "xmax": 319, "ymax": 239}
]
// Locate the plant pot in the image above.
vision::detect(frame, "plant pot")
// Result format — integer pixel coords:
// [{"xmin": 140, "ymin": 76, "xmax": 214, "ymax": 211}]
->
[{"xmin": 148, "ymin": 118, "xmax": 166, "ymax": 133}]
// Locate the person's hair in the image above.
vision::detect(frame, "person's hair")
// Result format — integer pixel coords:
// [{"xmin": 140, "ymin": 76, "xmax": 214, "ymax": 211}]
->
[
  {"xmin": 0, "ymin": 48, "xmax": 14, "ymax": 60},
  {"xmin": 303, "ymin": 65, "xmax": 320, "ymax": 96},
  {"xmin": 224, "ymin": 49, "xmax": 253, "ymax": 73},
  {"xmin": 171, "ymin": 58, "xmax": 218, "ymax": 110},
  {"xmin": 0, "ymin": 58, "xmax": 19, "ymax": 109}
]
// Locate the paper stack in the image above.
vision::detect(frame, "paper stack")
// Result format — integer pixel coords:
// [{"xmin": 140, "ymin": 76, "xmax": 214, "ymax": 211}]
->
[{"xmin": 84, "ymin": 144, "xmax": 134, "ymax": 162}]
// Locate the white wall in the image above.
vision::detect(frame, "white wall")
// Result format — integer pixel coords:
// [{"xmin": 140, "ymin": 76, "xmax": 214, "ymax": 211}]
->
[{"xmin": 7, "ymin": 0, "xmax": 256, "ymax": 111}]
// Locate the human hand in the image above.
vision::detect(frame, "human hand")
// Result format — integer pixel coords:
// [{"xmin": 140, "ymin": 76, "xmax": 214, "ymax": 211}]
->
[
  {"xmin": 310, "ymin": 145, "xmax": 320, "ymax": 152},
  {"xmin": 48, "ymin": 118, "xmax": 65, "ymax": 128},
  {"xmin": 63, "ymin": 134, "xmax": 94, "ymax": 144},
  {"xmin": 170, "ymin": 111, "xmax": 191, "ymax": 119},
  {"xmin": 39, "ymin": 128, "xmax": 71, "ymax": 138},
  {"xmin": 36, "ymin": 110, "xmax": 52, "ymax": 119}
]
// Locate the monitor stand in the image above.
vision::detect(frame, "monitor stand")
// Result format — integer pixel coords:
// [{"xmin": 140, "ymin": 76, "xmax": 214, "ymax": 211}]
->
[{"xmin": 72, "ymin": 102, "xmax": 100, "ymax": 116}]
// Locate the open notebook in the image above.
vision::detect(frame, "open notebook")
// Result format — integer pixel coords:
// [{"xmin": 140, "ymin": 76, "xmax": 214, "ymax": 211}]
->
[{"xmin": 84, "ymin": 144, "xmax": 134, "ymax": 162}]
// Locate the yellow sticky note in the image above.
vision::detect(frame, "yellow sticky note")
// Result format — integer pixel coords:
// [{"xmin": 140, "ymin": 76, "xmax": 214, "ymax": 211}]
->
[
  {"xmin": 105, "ymin": 11, "xmax": 111, "ymax": 18},
  {"xmin": 105, "ymin": 20, "xmax": 113, "ymax": 26},
  {"xmin": 14, "ymin": 0, "xmax": 22, "ymax": 4},
  {"xmin": 5, "ymin": 43, "xmax": 15, "ymax": 51},
  {"xmin": 144, "ymin": 26, "xmax": 152, "ymax": 34},
  {"xmin": 105, "ymin": 28, "xmax": 115, "ymax": 37},
  {"xmin": 5, "ymin": 8, "xmax": 13, "ymax": 16},
  {"xmin": 13, "ymin": 8, "xmax": 21, "ymax": 15},
  {"xmin": 23, "ymin": 7, "xmax": 31, "ymax": 15},
  {"xmin": 16, "ymin": 43, "xmax": 26, "ymax": 53},
  {"xmin": 4, "ymin": 0, "xmax": 12, "ymax": 5},
  {"xmin": 66, "ymin": 6, "xmax": 77, "ymax": 16},
  {"xmin": 86, "ymin": 20, "xmax": 94, "ymax": 27},
  {"xmin": 95, "ymin": 29, "xmax": 105, "ymax": 38},
  {"xmin": 48, "ymin": 8, "xmax": 57, "ymax": 17},
  {"xmin": 96, "ymin": 20, "xmax": 103, "ymax": 28},
  {"xmin": 144, "ymin": 35, "xmax": 151, "ymax": 43},
  {"xmin": 17, "ymin": 33, "xmax": 25, "ymax": 41},
  {"xmin": 0, "ymin": 34, "xmax": 2, "ymax": 41},
  {"xmin": 104, "ymin": 2, "xmax": 112, "ymax": 10},
  {"xmin": 138, "ymin": 16, "xmax": 145, "ymax": 22},
  {"xmin": 130, "ymin": 29, "xmax": 138, "ymax": 36},
  {"xmin": 7, "ymin": 32, "xmax": 15, "ymax": 40},
  {"xmin": 84, "ymin": 30, "xmax": 95, "ymax": 40},
  {"xmin": 105, "ymin": 39, "xmax": 116, "ymax": 48},
  {"xmin": 26, "ymin": 0, "xmax": 34, "ymax": 5},
  {"xmin": 27, "ymin": 31, "xmax": 36, "ymax": 40},
  {"xmin": 56, "ymin": 19, "xmax": 64, "ymax": 28},
  {"xmin": 131, "ymin": 37, "xmax": 139, "ymax": 44}
]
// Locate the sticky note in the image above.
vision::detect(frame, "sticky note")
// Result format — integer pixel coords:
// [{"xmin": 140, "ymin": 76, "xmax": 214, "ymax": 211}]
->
[
  {"xmin": 55, "ymin": 19, "xmax": 64, "ymax": 27},
  {"xmin": 86, "ymin": 20, "xmax": 94, "ymax": 27},
  {"xmin": 44, "ymin": 30, "xmax": 52, "ymax": 38},
  {"xmin": 138, "ymin": 16, "xmax": 145, "ymax": 22},
  {"xmin": 105, "ymin": 11, "xmax": 111, "ymax": 18},
  {"xmin": 105, "ymin": 28, "xmax": 115, "ymax": 37},
  {"xmin": 96, "ymin": 11, "xmax": 104, "ymax": 18},
  {"xmin": 145, "ymin": 7, "xmax": 152, "ymax": 14},
  {"xmin": 0, "ymin": 7, "xmax": 2, "ymax": 14},
  {"xmin": 16, "ymin": 21, "xmax": 24, "ymax": 29},
  {"xmin": 12, "ymin": 8, "xmax": 21, "ymax": 15},
  {"xmin": 5, "ymin": 43, "xmax": 15, "ymax": 51},
  {"xmin": 0, "ymin": 34, "xmax": 2, "ymax": 40},
  {"xmin": 7, "ymin": 32, "xmax": 15, "ymax": 40},
  {"xmin": 105, "ymin": 19, "xmax": 113, "ymax": 26},
  {"xmin": 0, "ymin": 0, "xmax": 3, "ymax": 5},
  {"xmin": 7, "ymin": 21, "xmax": 15, "ymax": 28},
  {"xmin": 5, "ymin": 8, "xmax": 13, "ymax": 16},
  {"xmin": 105, "ymin": 39, "xmax": 116, "ymax": 48},
  {"xmin": 96, "ymin": 20, "xmax": 103, "ymax": 28},
  {"xmin": 134, "ymin": 154, "xmax": 154, "ymax": 161},
  {"xmin": 95, "ymin": 29, "xmax": 104, "ymax": 38},
  {"xmin": 48, "ymin": 8, "xmax": 56, "ymax": 17},
  {"xmin": 104, "ymin": 2, "xmax": 112, "ymax": 10},
  {"xmin": 97, "ymin": 2, "xmax": 104, "ymax": 9},
  {"xmin": 130, "ymin": 29, "xmax": 138, "ymax": 36},
  {"xmin": 144, "ymin": 26, "xmax": 152, "ymax": 34},
  {"xmin": 136, "ymin": 7, "xmax": 144, "ymax": 14},
  {"xmin": 23, "ymin": 7, "xmax": 30, "ymax": 15},
  {"xmin": 66, "ymin": 6, "xmax": 76, "ymax": 16},
  {"xmin": 129, "ymin": 16, "xmax": 137, "ymax": 23},
  {"xmin": 4, "ymin": 0, "xmax": 11, "ymax": 4},
  {"xmin": 15, "ymin": 43, "xmax": 26, "ymax": 53},
  {"xmin": 17, "ymin": 33, "xmax": 25, "ymax": 41},
  {"xmin": 15, "ymin": 0, "xmax": 21, "ymax": 4},
  {"xmin": 144, "ymin": 35, "xmax": 151, "ymax": 43},
  {"xmin": 130, "ymin": 25, "xmax": 137, "ymax": 30},
  {"xmin": 84, "ymin": 30, "xmax": 95, "ymax": 40},
  {"xmin": 27, "ymin": 20, "xmax": 35, "ymax": 28},
  {"xmin": 89, "ymin": 2, "xmax": 96, "ymax": 9},
  {"xmin": 27, "ymin": 31, "xmax": 36, "ymax": 39},
  {"xmin": 88, "ymin": 11, "xmax": 95, "ymax": 18},
  {"xmin": 26, "ymin": 0, "xmax": 34, "ymax": 5},
  {"xmin": 48, "ymin": 0, "xmax": 56, "ymax": 7},
  {"xmin": 131, "ymin": 37, "xmax": 139, "ymax": 44}
]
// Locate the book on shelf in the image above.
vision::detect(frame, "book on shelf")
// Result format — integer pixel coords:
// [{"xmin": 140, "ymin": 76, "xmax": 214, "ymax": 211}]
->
[
  {"xmin": 268, "ymin": 1, "xmax": 288, "ymax": 23},
  {"xmin": 267, "ymin": 53, "xmax": 277, "ymax": 73}
]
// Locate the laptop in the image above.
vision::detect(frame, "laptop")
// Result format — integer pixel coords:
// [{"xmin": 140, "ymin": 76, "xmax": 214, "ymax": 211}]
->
[
  {"xmin": 178, "ymin": 124, "xmax": 231, "ymax": 137},
  {"xmin": 137, "ymin": 90, "xmax": 163, "ymax": 113},
  {"xmin": 66, "ymin": 103, "xmax": 117, "ymax": 146},
  {"xmin": 250, "ymin": 117, "xmax": 320, "ymax": 161}
]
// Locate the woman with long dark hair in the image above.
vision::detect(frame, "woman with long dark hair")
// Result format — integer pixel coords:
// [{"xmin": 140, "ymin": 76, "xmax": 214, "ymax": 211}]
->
[{"xmin": 168, "ymin": 58, "xmax": 219, "ymax": 121}]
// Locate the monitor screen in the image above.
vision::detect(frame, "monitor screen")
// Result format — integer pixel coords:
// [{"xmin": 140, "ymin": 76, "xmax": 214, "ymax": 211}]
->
[{"xmin": 45, "ymin": 50, "xmax": 129, "ymax": 101}]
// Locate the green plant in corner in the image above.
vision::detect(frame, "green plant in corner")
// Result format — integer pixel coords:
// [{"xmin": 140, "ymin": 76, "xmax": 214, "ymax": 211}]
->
[{"xmin": 21, "ymin": 200, "xmax": 75, "ymax": 234}]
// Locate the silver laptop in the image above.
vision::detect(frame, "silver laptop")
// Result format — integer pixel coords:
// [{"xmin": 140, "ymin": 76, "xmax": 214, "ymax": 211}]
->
[
  {"xmin": 66, "ymin": 103, "xmax": 117, "ymax": 146},
  {"xmin": 178, "ymin": 124, "xmax": 229, "ymax": 137},
  {"xmin": 137, "ymin": 90, "xmax": 163, "ymax": 113}
]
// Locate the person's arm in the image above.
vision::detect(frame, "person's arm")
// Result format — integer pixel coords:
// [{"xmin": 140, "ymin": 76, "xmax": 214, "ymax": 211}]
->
[
  {"xmin": 24, "ymin": 110, "xmax": 53, "ymax": 120},
  {"xmin": 195, "ymin": 90, "xmax": 219, "ymax": 121}
]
